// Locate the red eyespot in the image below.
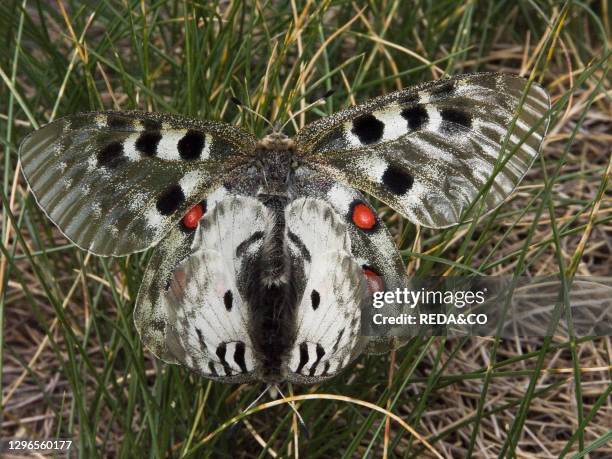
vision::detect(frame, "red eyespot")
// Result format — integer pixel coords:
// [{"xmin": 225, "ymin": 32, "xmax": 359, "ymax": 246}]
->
[
  {"xmin": 182, "ymin": 204, "xmax": 204, "ymax": 229},
  {"xmin": 352, "ymin": 203, "xmax": 376, "ymax": 230},
  {"xmin": 363, "ymin": 268, "xmax": 385, "ymax": 294}
]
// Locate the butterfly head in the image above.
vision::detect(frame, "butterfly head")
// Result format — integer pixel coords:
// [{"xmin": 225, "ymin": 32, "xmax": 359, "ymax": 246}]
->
[{"xmin": 257, "ymin": 131, "xmax": 295, "ymax": 151}]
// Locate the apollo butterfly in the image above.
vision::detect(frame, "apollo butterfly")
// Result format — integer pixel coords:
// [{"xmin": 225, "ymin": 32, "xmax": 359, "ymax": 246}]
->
[{"xmin": 19, "ymin": 73, "xmax": 550, "ymax": 383}]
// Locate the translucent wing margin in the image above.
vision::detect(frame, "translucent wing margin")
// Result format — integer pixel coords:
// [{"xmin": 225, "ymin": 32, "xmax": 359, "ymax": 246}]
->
[
  {"xmin": 19, "ymin": 111, "xmax": 256, "ymax": 255},
  {"xmin": 296, "ymin": 73, "xmax": 550, "ymax": 228}
]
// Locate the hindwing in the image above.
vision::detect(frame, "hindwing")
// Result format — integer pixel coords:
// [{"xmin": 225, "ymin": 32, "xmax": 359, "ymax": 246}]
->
[
  {"xmin": 283, "ymin": 197, "xmax": 368, "ymax": 383},
  {"xmin": 135, "ymin": 192, "xmax": 263, "ymax": 382},
  {"xmin": 292, "ymin": 168, "xmax": 411, "ymax": 356}
]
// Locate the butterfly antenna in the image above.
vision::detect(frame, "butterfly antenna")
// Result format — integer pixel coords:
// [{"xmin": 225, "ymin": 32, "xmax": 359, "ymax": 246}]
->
[
  {"xmin": 230, "ymin": 96, "xmax": 274, "ymax": 130},
  {"xmin": 274, "ymin": 384, "xmax": 310, "ymax": 438},
  {"xmin": 279, "ymin": 89, "xmax": 335, "ymax": 132},
  {"xmin": 228, "ymin": 384, "xmax": 271, "ymax": 434},
  {"xmin": 243, "ymin": 384, "xmax": 271, "ymax": 414}
]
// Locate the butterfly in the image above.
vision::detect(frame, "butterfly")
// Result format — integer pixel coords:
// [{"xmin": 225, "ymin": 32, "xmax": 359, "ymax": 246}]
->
[{"xmin": 19, "ymin": 73, "xmax": 550, "ymax": 384}]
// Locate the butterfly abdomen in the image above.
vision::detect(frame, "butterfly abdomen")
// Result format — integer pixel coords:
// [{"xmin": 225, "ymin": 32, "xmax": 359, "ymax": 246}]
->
[{"xmin": 244, "ymin": 246, "xmax": 300, "ymax": 383}]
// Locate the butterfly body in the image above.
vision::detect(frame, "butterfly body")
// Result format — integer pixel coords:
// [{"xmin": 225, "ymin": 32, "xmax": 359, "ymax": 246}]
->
[{"xmin": 19, "ymin": 73, "xmax": 550, "ymax": 384}]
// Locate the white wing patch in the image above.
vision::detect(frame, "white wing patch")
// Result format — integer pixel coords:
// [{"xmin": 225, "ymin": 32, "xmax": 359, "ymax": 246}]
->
[
  {"xmin": 157, "ymin": 130, "xmax": 189, "ymax": 160},
  {"xmin": 375, "ymin": 106, "xmax": 409, "ymax": 141},
  {"xmin": 160, "ymin": 196, "xmax": 271, "ymax": 378},
  {"xmin": 285, "ymin": 198, "xmax": 366, "ymax": 380},
  {"xmin": 179, "ymin": 170, "xmax": 206, "ymax": 197},
  {"xmin": 122, "ymin": 134, "xmax": 142, "ymax": 161},
  {"xmin": 356, "ymin": 155, "xmax": 388, "ymax": 182}
]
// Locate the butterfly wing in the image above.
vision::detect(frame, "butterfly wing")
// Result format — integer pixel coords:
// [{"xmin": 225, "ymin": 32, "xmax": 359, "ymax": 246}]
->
[
  {"xmin": 291, "ymin": 169, "xmax": 411, "ymax": 359},
  {"xmin": 19, "ymin": 111, "xmax": 256, "ymax": 255},
  {"xmin": 296, "ymin": 73, "xmax": 550, "ymax": 228},
  {"xmin": 283, "ymin": 197, "xmax": 368, "ymax": 383},
  {"xmin": 135, "ymin": 190, "xmax": 263, "ymax": 382}
]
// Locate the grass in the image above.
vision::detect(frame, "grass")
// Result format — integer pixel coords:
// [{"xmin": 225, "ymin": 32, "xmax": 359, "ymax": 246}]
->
[{"xmin": 1, "ymin": 0, "xmax": 610, "ymax": 457}]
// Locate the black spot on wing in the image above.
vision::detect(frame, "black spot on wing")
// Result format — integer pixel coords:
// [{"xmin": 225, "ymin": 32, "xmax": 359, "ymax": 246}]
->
[
  {"xmin": 440, "ymin": 108, "xmax": 472, "ymax": 132},
  {"xmin": 311, "ymin": 290, "xmax": 320, "ymax": 310},
  {"xmin": 142, "ymin": 118, "xmax": 162, "ymax": 131},
  {"xmin": 107, "ymin": 115, "xmax": 131, "ymax": 129},
  {"xmin": 382, "ymin": 164, "xmax": 413, "ymax": 195},
  {"xmin": 97, "ymin": 141, "xmax": 126, "ymax": 169},
  {"xmin": 224, "ymin": 290, "xmax": 233, "ymax": 311},
  {"xmin": 296, "ymin": 342, "xmax": 309, "ymax": 374},
  {"xmin": 215, "ymin": 342, "xmax": 232, "ymax": 376},
  {"xmin": 351, "ymin": 114, "xmax": 384, "ymax": 144},
  {"xmin": 430, "ymin": 80, "xmax": 455, "ymax": 97},
  {"xmin": 287, "ymin": 231, "xmax": 311, "ymax": 262},
  {"xmin": 135, "ymin": 131, "xmax": 162, "ymax": 157},
  {"xmin": 233, "ymin": 341, "xmax": 248, "ymax": 373},
  {"xmin": 178, "ymin": 130, "xmax": 205, "ymax": 160},
  {"xmin": 195, "ymin": 328, "xmax": 208, "ymax": 352},
  {"xmin": 309, "ymin": 344, "xmax": 326, "ymax": 376},
  {"xmin": 208, "ymin": 361, "xmax": 218, "ymax": 376},
  {"xmin": 156, "ymin": 184, "xmax": 185, "ymax": 215},
  {"xmin": 332, "ymin": 328, "xmax": 345, "ymax": 353},
  {"xmin": 236, "ymin": 231, "xmax": 264, "ymax": 257},
  {"xmin": 401, "ymin": 105, "xmax": 428, "ymax": 130}
]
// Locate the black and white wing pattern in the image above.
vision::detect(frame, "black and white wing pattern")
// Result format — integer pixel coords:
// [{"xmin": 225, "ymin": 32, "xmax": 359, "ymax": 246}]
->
[
  {"xmin": 296, "ymin": 73, "xmax": 550, "ymax": 227},
  {"xmin": 283, "ymin": 197, "xmax": 368, "ymax": 383},
  {"xmin": 135, "ymin": 191, "xmax": 263, "ymax": 382},
  {"xmin": 19, "ymin": 111, "xmax": 256, "ymax": 255},
  {"xmin": 291, "ymin": 168, "xmax": 410, "ymax": 355},
  {"xmin": 292, "ymin": 169, "xmax": 406, "ymax": 295}
]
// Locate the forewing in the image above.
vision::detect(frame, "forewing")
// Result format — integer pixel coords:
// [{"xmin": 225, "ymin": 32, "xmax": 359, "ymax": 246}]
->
[
  {"xmin": 135, "ymin": 193, "xmax": 265, "ymax": 382},
  {"xmin": 19, "ymin": 111, "xmax": 256, "ymax": 255},
  {"xmin": 296, "ymin": 73, "xmax": 550, "ymax": 228},
  {"xmin": 284, "ymin": 198, "xmax": 368, "ymax": 383}
]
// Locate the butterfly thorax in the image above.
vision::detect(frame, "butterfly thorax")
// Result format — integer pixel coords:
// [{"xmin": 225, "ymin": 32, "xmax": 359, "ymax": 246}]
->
[{"xmin": 252, "ymin": 133, "xmax": 297, "ymax": 196}]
